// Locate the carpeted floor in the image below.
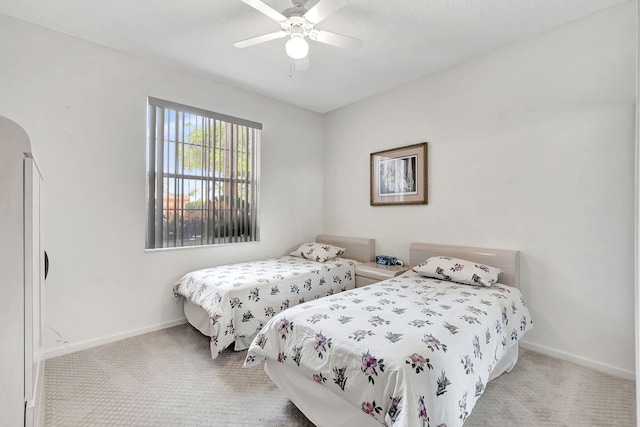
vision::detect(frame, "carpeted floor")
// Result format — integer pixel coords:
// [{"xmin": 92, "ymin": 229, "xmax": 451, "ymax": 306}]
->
[{"xmin": 44, "ymin": 323, "xmax": 636, "ymax": 426}]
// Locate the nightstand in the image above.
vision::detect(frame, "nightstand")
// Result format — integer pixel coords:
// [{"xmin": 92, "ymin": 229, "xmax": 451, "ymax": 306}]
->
[{"xmin": 355, "ymin": 262, "xmax": 409, "ymax": 287}]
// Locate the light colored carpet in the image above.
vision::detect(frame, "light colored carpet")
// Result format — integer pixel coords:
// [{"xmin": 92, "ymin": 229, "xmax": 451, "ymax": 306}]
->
[{"xmin": 45, "ymin": 323, "xmax": 636, "ymax": 426}]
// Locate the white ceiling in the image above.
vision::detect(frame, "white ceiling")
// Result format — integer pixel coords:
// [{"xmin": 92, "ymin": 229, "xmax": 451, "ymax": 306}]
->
[{"xmin": 0, "ymin": 0, "xmax": 627, "ymax": 113}]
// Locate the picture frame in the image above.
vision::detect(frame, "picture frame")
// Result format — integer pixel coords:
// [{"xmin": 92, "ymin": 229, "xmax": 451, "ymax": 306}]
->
[{"xmin": 370, "ymin": 142, "xmax": 428, "ymax": 206}]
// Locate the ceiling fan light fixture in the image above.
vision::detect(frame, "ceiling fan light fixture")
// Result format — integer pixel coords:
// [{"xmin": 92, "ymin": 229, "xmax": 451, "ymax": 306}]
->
[{"xmin": 285, "ymin": 34, "xmax": 309, "ymax": 59}]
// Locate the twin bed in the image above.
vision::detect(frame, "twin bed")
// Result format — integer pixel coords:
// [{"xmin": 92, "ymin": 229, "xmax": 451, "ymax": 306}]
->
[
  {"xmin": 244, "ymin": 242, "xmax": 532, "ymax": 427},
  {"xmin": 173, "ymin": 238, "xmax": 532, "ymax": 426},
  {"xmin": 173, "ymin": 234, "xmax": 375, "ymax": 358}
]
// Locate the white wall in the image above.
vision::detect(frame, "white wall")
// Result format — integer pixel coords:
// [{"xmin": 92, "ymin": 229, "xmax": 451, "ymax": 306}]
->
[
  {"xmin": 0, "ymin": 14, "xmax": 325, "ymax": 356},
  {"xmin": 324, "ymin": 2, "xmax": 637, "ymax": 378}
]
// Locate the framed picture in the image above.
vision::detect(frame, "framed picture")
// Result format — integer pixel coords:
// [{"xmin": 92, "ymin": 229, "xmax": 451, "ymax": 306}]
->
[{"xmin": 370, "ymin": 142, "xmax": 427, "ymax": 206}]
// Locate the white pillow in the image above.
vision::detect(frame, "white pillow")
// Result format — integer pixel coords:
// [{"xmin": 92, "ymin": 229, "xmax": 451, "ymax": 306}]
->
[
  {"xmin": 413, "ymin": 256, "xmax": 502, "ymax": 287},
  {"xmin": 290, "ymin": 243, "xmax": 346, "ymax": 263}
]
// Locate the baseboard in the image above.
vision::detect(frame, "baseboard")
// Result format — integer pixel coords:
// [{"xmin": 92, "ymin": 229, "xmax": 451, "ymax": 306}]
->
[
  {"xmin": 42, "ymin": 318, "xmax": 188, "ymax": 360},
  {"xmin": 520, "ymin": 340, "xmax": 635, "ymax": 381}
]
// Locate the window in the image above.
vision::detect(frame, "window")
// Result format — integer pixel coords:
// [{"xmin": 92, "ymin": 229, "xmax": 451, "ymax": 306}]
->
[{"xmin": 146, "ymin": 97, "xmax": 261, "ymax": 249}]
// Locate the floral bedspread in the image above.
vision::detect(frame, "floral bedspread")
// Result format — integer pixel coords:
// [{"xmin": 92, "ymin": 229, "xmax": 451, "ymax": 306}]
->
[
  {"xmin": 173, "ymin": 255, "xmax": 357, "ymax": 359},
  {"xmin": 244, "ymin": 271, "xmax": 533, "ymax": 427}
]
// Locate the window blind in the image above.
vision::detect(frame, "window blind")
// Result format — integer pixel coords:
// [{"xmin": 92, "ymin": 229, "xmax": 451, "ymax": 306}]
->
[{"xmin": 146, "ymin": 97, "xmax": 261, "ymax": 249}]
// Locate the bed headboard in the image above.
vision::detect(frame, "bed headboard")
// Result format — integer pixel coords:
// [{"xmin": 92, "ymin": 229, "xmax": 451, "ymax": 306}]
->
[
  {"xmin": 409, "ymin": 242, "xmax": 520, "ymax": 287},
  {"xmin": 316, "ymin": 234, "xmax": 376, "ymax": 263}
]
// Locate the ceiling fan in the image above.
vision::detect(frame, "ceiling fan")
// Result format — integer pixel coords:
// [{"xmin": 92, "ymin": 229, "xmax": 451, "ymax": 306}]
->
[{"xmin": 234, "ymin": 0, "xmax": 363, "ymax": 70}]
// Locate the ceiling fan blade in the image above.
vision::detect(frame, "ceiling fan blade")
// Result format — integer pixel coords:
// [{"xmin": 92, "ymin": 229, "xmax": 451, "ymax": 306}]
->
[
  {"xmin": 303, "ymin": 0, "xmax": 349, "ymax": 24},
  {"xmin": 240, "ymin": 0, "xmax": 287, "ymax": 22},
  {"xmin": 294, "ymin": 57, "xmax": 309, "ymax": 71},
  {"xmin": 234, "ymin": 30, "xmax": 287, "ymax": 48},
  {"xmin": 310, "ymin": 30, "xmax": 363, "ymax": 50}
]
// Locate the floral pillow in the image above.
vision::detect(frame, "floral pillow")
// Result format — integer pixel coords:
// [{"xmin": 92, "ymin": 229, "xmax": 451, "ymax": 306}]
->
[
  {"xmin": 290, "ymin": 243, "xmax": 346, "ymax": 263},
  {"xmin": 413, "ymin": 256, "xmax": 502, "ymax": 287}
]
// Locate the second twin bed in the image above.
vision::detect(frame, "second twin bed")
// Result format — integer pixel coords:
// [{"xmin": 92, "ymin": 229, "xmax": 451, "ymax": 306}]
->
[{"xmin": 244, "ymin": 242, "xmax": 532, "ymax": 427}]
